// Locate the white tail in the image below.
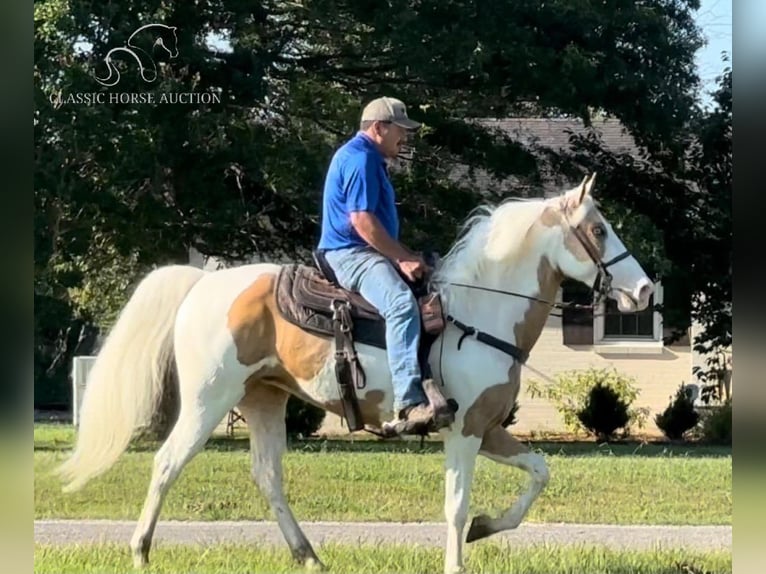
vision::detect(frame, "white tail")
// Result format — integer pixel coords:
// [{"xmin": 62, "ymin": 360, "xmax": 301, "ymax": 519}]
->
[{"xmin": 56, "ymin": 264, "xmax": 206, "ymax": 492}]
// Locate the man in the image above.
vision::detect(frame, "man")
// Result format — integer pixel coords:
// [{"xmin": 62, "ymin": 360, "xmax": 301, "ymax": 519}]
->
[{"xmin": 317, "ymin": 96, "xmax": 451, "ymax": 433}]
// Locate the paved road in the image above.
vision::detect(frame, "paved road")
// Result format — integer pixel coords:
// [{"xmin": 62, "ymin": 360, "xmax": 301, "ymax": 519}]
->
[{"xmin": 35, "ymin": 520, "xmax": 731, "ymax": 551}]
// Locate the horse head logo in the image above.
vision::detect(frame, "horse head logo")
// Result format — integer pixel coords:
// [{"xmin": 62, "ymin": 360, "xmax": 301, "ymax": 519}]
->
[{"xmin": 94, "ymin": 24, "xmax": 179, "ymax": 87}]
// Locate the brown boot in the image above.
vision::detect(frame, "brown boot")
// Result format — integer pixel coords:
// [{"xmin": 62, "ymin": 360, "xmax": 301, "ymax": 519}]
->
[
  {"xmin": 381, "ymin": 402, "xmax": 433, "ymax": 436},
  {"xmin": 400, "ymin": 402, "xmax": 435, "ymax": 426}
]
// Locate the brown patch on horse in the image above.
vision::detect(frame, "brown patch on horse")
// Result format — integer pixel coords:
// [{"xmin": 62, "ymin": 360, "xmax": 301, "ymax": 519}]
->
[
  {"xmin": 565, "ymin": 207, "xmax": 607, "ymax": 262},
  {"xmin": 461, "ymin": 364, "xmax": 521, "ymax": 439},
  {"xmin": 513, "ymin": 255, "xmax": 563, "ymax": 353},
  {"xmin": 540, "ymin": 202, "xmax": 606, "ymax": 263},
  {"xmin": 228, "ymin": 274, "xmax": 332, "ymax": 381},
  {"xmin": 238, "ymin": 380, "xmax": 289, "ymax": 422},
  {"xmin": 324, "ymin": 390, "xmax": 386, "ymax": 427},
  {"xmin": 480, "ymin": 426, "xmax": 528, "ymax": 459}
]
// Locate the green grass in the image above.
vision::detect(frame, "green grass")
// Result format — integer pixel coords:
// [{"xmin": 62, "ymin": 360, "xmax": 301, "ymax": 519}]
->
[
  {"xmin": 34, "ymin": 424, "xmax": 732, "ymax": 525},
  {"xmin": 34, "ymin": 543, "xmax": 732, "ymax": 574}
]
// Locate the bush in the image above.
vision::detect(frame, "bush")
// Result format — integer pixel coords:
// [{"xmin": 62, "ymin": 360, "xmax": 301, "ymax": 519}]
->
[
  {"xmin": 285, "ymin": 395, "xmax": 326, "ymax": 438},
  {"xmin": 698, "ymin": 399, "xmax": 732, "ymax": 445},
  {"xmin": 527, "ymin": 367, "xmax": 649, "ymax": 437},
  {"xmin": 655, "ymin": 384, "xmax": 700, "ymax": 441},
  {"xmin": 576, "ymin": 382, "xmax": 631, "ymax": 441}
]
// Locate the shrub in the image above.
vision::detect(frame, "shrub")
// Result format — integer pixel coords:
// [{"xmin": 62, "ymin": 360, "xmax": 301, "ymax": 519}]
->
[
  {"xmin": 285, "ymin": 396, "xmax": 326, "ymax": 438},
  {"xmin": 527, "ymin": 367, "xmax": 648, "ymax": 437},
  {"xmin": 576, "ymin": 382, "xmax": 631, "ymax": 441},
  {"xmin": 698, "ymin": 399, "xmax": 732, "ymax": 445},
  {"xmin": 655, "ymin": 384, "xmax": 700, "ymax": 441}
]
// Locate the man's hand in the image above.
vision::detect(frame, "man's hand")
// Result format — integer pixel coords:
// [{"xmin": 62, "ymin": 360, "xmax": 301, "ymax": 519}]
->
[
  {"xmin": 397, "ymin": 256, "xmax": 429, "ymax": 282},
  {"xmin": 349, "ymin": 211, "xmax": 433, "ymax": 280}
]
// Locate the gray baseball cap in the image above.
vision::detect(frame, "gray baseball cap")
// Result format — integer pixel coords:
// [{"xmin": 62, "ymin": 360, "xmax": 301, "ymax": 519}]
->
[{"xmin": 361, "ymin": 96, "xmax": 421, "ymax": 130}]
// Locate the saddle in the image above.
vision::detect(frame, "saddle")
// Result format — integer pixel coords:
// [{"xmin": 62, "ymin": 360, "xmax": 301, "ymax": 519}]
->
[{"xmin": 274, "ymin": 250, "xmax": 448, "ymax": 433}]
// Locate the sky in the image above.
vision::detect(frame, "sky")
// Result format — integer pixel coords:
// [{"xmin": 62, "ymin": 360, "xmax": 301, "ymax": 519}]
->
[{"xmin": 693, "ymin": 0, "xmax": 733, "ymax": 108}]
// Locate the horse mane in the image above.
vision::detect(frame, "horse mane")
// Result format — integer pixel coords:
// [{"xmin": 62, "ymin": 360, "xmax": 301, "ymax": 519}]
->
[{"xmin": 432, "ymin": 196, "xmax": 553, "ymax": 294}]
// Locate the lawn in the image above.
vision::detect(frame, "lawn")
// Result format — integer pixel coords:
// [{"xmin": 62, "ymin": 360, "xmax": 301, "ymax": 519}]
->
[
  {"xmin": 34, "ymin": 424, "xmax": 732, "ymax": 525},
  {"xmin": 34, "ymin": 543, "xmax": 731, "ymax": 574}
]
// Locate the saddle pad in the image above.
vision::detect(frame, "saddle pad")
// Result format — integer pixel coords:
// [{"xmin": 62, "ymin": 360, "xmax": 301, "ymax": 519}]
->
[{"xmin": 275, "ymin": 264, "xmax": 387, "ymax": 349}]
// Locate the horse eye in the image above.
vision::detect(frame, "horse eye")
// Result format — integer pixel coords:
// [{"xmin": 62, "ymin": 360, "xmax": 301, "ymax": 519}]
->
[{"xmin": 592, "ymin": 225, "xmax": 605, "ymax": 237}]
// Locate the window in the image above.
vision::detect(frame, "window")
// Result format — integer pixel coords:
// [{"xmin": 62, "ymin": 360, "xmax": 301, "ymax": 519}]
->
[
  {"xmin": 561, "ymin": 279, "xmax": 665, "ymax": 352},
  {"xmin": 602, "ymin": 295, "xmax": 656, "ymax": 338},
  {"xmin": 594, "ymin": 281, "xmax": 664, "ymax": 354}
]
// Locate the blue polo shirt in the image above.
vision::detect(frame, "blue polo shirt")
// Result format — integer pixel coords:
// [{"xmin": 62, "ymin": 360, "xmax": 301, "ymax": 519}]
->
[{"xmin": 318, "ymin": 132, "xmax": 399, "ymax": 251}]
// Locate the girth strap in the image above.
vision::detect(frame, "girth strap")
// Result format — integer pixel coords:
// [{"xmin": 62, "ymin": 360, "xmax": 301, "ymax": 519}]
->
[{"xmin": 445, "ymin": 314, "xmax": 529, "ymax": 365}]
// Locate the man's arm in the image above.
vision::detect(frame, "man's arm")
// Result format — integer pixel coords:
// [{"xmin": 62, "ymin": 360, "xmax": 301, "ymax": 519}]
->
[
  {"xmin": 343, "ymin": 154, "xmax": 426, "ymax": 279},
  {"xmin": 349, "ymin": 211, "xmax": 412, "ymax": 262}
]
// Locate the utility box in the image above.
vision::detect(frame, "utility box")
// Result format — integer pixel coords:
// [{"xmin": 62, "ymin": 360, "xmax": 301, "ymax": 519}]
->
[{"xmin": 71, "ymin": 356, "xmax": 97, "ymax": 427}]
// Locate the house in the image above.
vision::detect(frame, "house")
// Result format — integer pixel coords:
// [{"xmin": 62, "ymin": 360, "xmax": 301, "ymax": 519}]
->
[{"xmin": 190, "ymin": 117, "xmax": 730, "ymax": 437}]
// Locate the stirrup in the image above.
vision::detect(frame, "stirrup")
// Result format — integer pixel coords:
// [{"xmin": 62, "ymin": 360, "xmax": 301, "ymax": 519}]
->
[{"xmin": 422, "ymin": 378, "xmax": 457, "ymax": 426}]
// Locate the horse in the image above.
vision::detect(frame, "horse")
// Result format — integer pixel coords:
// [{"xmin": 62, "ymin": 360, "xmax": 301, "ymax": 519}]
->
[
  {"xmin": 95, "ymin": 24, "xmax": 179, "ymax": 87},
  {"xmin": 56, "ymin": 173, "xmax": 654, "ymax": 574}
]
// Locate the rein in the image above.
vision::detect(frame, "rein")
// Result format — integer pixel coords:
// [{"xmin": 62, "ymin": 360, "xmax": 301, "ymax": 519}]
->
[{"xmin": 443, "ymin": 281, "xmax": 597, "ymax": 318}]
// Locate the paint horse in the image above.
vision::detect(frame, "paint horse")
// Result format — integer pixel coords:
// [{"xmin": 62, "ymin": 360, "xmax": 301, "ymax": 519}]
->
[{"xmin": 57, "ymin": 174, "xmax": 654, "ymax": 574}]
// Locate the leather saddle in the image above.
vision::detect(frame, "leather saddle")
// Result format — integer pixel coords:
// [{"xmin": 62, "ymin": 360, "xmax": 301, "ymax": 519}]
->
[
  {"xmin": 274, "ymin": 250, "xmax": 448, "ymax": 433},
  {"xmin": 275, "ymin": 251, "xmax": 445, "ymax": 350}
]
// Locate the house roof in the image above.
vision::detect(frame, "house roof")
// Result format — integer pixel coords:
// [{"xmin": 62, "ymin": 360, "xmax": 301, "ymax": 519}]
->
[
  {"xmin": 480, "ymin": 117, "xmax": 640, "ymax": 156},
  {"xmin": 449, "ymin": 117, "xmax": 641, "ymax": 198}
]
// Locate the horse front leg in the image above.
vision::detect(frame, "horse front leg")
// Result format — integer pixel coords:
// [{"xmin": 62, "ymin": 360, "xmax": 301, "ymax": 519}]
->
[
  {"xmin": 466, "ymin": 426, "xmax": 550, "ymax": 542},
  {"xmin": 442, "ymin": 434, "xmax": 482, "ymax": 574}
]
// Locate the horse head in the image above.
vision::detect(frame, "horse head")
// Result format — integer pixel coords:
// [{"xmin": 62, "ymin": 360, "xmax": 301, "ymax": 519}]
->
[
  {"xmin": 154, "ymin": 25, "xmax": 179, "ymax": 59},
  {"xmin": 436, "ymin": 173, "xmax": 653, "ymax": 316},
  {"xmin": 127, "ymin": 24, "xmax": 179, "ymax": 59},
  {"xmin": 540, "ymin": 172, "xmax": 654, "ymax": 312}
]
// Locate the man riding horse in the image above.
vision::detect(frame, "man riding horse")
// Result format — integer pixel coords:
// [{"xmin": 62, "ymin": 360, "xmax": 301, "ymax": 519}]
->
[{"xmin": 316, "ymin": 96, "xmax": 454, "ymax": 434}]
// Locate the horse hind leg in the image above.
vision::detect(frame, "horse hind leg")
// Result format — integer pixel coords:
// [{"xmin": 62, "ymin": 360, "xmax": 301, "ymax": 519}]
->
[
  {"xmin": 466, "ymin": 426, "xmax": 550, "ymax": 542},
  {"xmin": 238, "ymin": 383, "xmax": 324, "ymax": 571},
  {"xmin": 129, "ymin": 370, "xmax": 245, "ymax": 568}
]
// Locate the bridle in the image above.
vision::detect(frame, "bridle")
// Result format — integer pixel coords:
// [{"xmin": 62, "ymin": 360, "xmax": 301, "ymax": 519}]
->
[
  {"xmin": 566, "ymin": 215, "xmax": 633, "ymax": 307},
  {"xmin": 443, "ymin": 209, "xmax": 636, "ymax": 316}
]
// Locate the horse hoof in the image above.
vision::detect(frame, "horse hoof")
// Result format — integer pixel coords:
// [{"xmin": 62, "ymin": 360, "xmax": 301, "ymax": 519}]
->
[
  {"xmin": 132, "ymin": 553, "xmax": 148, "ymax": 569},
  {"xmin": 465, "ymin": 514, "xmax": 494, "ymax": 543},
  {"xmin": 304, "ymin": 557, "xmax": 326, "ymax": 572}
]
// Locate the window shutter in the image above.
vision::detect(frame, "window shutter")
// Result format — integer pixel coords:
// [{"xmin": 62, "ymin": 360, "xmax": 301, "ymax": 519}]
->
[{"xmin": 561, "ymin": 280, "xmax": 594, "ymax": 345}]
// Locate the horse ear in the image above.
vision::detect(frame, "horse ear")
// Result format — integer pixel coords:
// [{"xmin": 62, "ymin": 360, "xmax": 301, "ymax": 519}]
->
[
  {"xmin": 575, "ymin": 172, "xmax": 597, "ymax": 205},
  {"xmin": 569, "ymin": 174, "xmax": 587, "ymax": 207},
  {"xmin": 584, "ymin": 172, "xmax": 597, "ymax": 196}
]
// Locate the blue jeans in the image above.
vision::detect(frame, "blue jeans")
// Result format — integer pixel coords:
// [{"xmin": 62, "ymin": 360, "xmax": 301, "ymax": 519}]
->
[{"xmin": 323, "ymin": 246, "xmax": 427, "ymax": 413}]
